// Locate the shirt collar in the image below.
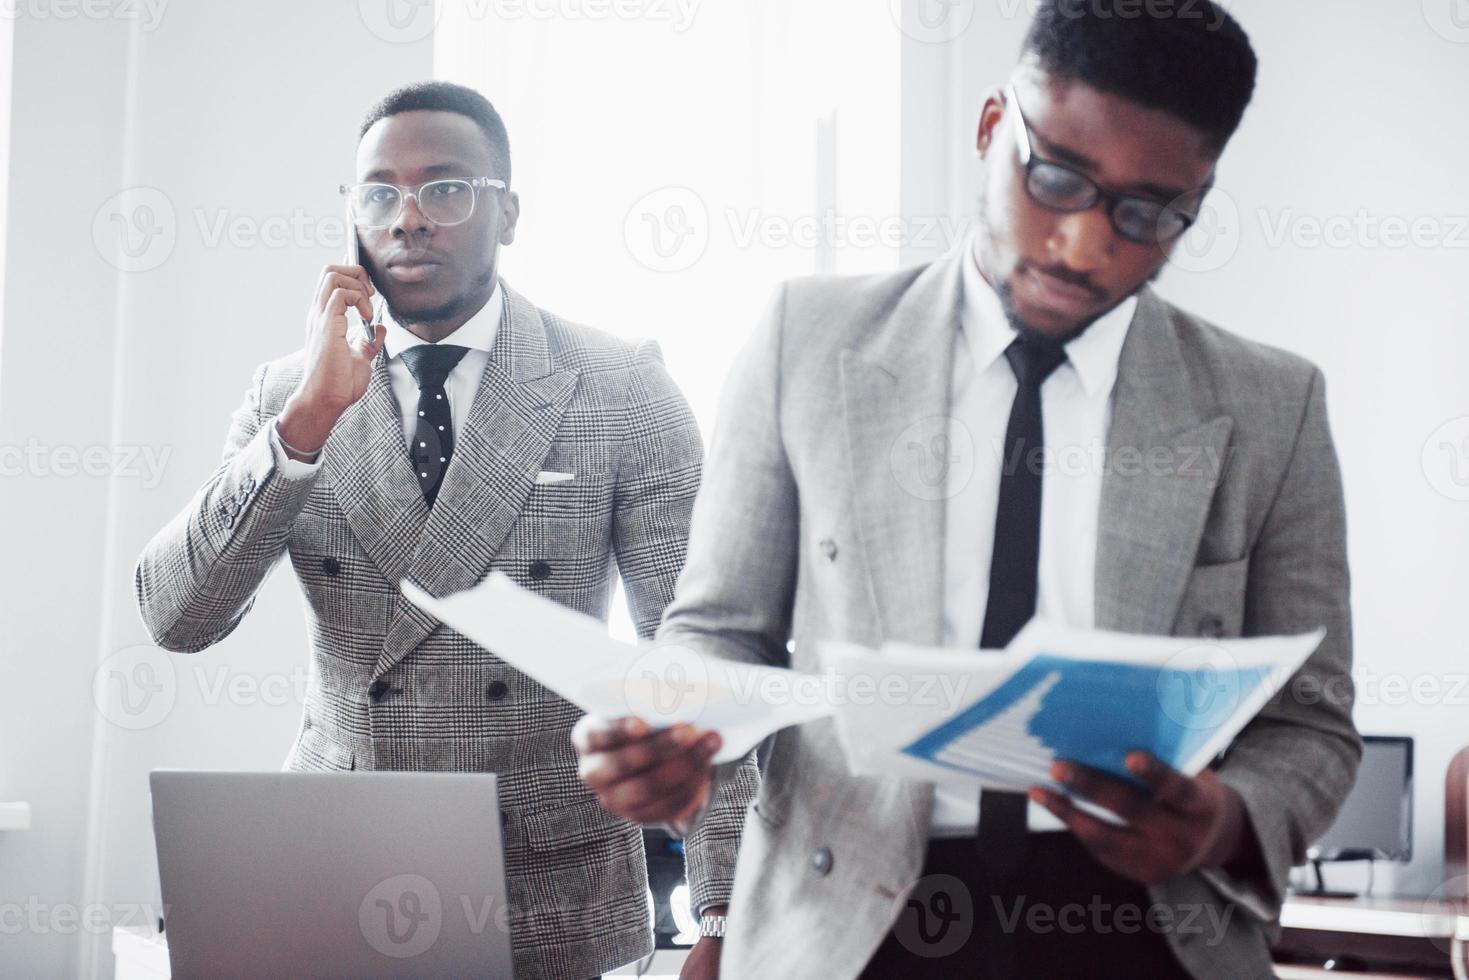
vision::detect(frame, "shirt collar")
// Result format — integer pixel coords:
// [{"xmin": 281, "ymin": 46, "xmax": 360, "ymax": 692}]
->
[
  {"xmin": 959, "ymin": 241, "xmax": 1137, "ymax": 398},
  {"xmin": 381, "ymin": 280, "xmax": 504, "ymax": 360}
]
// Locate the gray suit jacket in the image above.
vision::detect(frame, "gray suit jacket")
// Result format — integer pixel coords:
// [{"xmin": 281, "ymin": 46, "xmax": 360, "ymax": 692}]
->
[
  {"xmin": 134, "ymin": 282, "xmax": 757, "ymax": 980},
  {"xmin": 658, "ymin": 250, "xmax": 1360, "ymax": 979}
]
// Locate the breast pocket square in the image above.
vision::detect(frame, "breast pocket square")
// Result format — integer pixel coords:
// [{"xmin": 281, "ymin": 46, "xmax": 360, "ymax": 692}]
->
[{"xmin": 535, "ymin": 471, "xmax": 576, "ymax": 485}]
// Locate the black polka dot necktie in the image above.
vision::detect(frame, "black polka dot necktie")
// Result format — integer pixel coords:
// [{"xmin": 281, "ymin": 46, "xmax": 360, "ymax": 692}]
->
[
  {"xmin": 398, "ymin": 344, "xmax": 470, "ymax": 507},
  {"xmin": 977, "ymin": 335, "xmax": 1069, "ymax": 877}
]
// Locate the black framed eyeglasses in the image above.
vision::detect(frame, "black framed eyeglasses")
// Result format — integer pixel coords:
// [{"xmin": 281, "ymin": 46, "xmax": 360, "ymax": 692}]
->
[
  {"xmin": 339, "ymin": 177, "xmax": 507, "ymax": 229},
  {"xmin": 1006, "ymin": 85, "xmax": 1201, "ymax": 246}
]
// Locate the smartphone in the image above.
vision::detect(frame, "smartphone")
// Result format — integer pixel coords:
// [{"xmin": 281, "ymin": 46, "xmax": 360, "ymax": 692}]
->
[{"xmin": 344, "ymin": 199, "xmax": 380, "ymax": 343}]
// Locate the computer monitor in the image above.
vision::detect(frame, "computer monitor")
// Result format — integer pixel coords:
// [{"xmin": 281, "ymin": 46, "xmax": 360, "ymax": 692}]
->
[{"xmin": 1310, "ymin": 735, "xmax": 1413, "ymax": 862}]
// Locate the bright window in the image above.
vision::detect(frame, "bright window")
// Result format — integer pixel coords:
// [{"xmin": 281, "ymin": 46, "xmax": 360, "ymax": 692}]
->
[{"xmin": 436, "ymin": 0, "xmax": 900, "ymax": 638}]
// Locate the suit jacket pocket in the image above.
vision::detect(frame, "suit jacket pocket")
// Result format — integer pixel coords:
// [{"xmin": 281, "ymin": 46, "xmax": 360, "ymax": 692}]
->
[
  {"xmin": 1173, "ymin": 555, "xmax": 1250, "ymax": 639},
  {"xmin": 751, "ymin": 731, "xmax": 799, "ymax": 829}
]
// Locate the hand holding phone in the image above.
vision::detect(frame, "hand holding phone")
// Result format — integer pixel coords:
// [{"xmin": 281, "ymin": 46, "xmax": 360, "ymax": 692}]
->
[{"xmin": 344, "ymin": 201, "xmax": 382, "ymax": 344}]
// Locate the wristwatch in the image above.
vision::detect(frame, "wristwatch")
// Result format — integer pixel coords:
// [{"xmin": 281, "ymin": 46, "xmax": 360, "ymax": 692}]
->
[{"xmin": 698, "ymin": 913, "xmax": 727, "ymax": 939}]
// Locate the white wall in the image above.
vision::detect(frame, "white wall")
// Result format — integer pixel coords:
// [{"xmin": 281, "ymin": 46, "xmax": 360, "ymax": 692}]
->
[
  {"xmin": 1, "ymin": 11, "xmax": 134, "ymax": 978},
  {"xmin": 902, "ymin": 0, "xmax": 1469, "ymax": 897},
  {"xmin": 0, "ymin": 4, "xmax": 431, "ymax": 977}
]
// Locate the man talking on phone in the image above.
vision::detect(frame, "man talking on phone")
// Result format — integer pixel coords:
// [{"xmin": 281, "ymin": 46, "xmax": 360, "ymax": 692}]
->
[
  {"xmin": 575, "ymin": 4, "xmax": 1359, "ymax": 978},
  {"xmin": 135, "ymin": 82, "xmax": 750, "ymax": 980}
]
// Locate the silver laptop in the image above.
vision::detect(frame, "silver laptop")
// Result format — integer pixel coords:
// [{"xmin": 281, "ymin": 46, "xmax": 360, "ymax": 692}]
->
[{"xmin": 150, "ymin": 770, "xmax": 514, "ymax": 979}]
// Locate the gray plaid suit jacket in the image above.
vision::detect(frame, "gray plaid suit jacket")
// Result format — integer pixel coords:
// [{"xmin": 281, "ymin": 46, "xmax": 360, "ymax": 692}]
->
[
  {"xmin": 135, "ymin": 282, "xmax": 756, "ymax": 980},
  {"xmin": 660, "ymin": 249, "xmax": 1361, "ymax": 979}
]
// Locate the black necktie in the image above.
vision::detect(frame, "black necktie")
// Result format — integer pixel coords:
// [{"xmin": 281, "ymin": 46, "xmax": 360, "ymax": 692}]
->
[
  {"xmin": 976, "ymin": 336, "xmax": 1068, "ymax": 876},
  {"xmin": 399, "ymin": 344, "xmax": 470, "ymax": 507}
]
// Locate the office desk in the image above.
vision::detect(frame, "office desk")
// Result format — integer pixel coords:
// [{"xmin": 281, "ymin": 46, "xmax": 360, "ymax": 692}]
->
[
  {"xmin": 112, "ymin": 925, "xmax": 691, "ymax": 979},
  {"xmin": 119, "ymin": 898, "xmax": 1465, "ymax": 979},
  {"xmin": 1275, "ymin": 895, "xmax": 1469, "ymax": 980}
]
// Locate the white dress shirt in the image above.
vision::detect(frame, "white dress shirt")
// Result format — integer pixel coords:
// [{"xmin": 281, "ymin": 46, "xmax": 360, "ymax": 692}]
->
[
  {"xmin": 270, "ymin": 284, "xmax": 505, "ymax": 476},
  {"xmin": 929, "ymin": 243, "xmax": 1139, "ymax": 837}
]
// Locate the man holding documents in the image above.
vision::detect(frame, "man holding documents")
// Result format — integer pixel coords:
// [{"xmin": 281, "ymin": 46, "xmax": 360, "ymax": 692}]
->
[
  {"xmin": 576, "ymin": 4, "xmax": 1359, "ymax": 978},
  {"xmin": 134, "ymin": 81, "xmax": 749, "ymax": 980}
]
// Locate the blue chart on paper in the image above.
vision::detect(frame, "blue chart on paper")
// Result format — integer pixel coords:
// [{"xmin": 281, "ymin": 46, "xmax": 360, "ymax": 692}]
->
[{"xmin": 900, "ymin": 653, "xmax": 1279, "ymax": 786}]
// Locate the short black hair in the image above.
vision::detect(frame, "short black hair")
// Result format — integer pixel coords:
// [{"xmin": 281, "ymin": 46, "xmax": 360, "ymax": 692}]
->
[
  {"xmin": 359, "ymin": 81, "xmax": 512, "ymax": 184},
  {"xmin": 1021, "ymin": 0, "xmax": 1258, "ymax": 156}
]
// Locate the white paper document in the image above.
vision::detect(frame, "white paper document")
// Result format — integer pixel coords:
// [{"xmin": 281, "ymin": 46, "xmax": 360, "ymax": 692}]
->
[
  {"xmin": 400, "ymin": 573, "xmax": 834, "ymax": 764},
  {"xmin": 820, "ymin": 619, "xmax": 1325, "ymax": 796}
]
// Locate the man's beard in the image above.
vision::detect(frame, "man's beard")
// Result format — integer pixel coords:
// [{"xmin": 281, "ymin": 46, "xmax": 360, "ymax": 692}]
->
[
  {"xmin": 991, "ymin": 260, "xmax": 1165, "ymax": 349},
  {"xmin": 975, "ymin": 195, "xmax": 1160, "ymax": 347},
  {"xmin": 386, "ymin": 267, "xmax": 497, "ymax": 331},
  {"xmin": 390, "ymin": 295, "xmax": 471, "ymax": 329}
]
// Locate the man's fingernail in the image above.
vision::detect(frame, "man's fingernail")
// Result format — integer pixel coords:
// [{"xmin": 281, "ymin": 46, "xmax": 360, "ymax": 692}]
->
[
  {"xmin": 702, "ymin": 733, "xmax": 721, "ymax": 752},
  {"xmin": 674, "ymin": 726, "xmax": 700, "ymax": 745},
  {"xmin": 627, "ymin": 718, "xmax": 648, "ymax": 736}
]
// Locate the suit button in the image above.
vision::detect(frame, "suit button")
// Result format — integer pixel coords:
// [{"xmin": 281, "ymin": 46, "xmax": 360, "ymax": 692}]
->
[
  {"xmin": 810, "ymin": 847, "xmax": 833, "ymax": 877},
  {"xmin": 1198, "ymin": 615, "xmax": 1225, "ymax": 639},
  {"xmin": 321, "ymin": 557, "xmax": 341, "ymax": 577},
  {"xmin": 819, "ymin": 538, "xmax": 838, "ymax": 562},
  {"xmin": 528, "ymin": 560, "xmax": 551, "ymax": 581},
  {"xmin": 486, "ymin": 680, "xmax": 509, "ymax": 701},
  {"xmin": 368, "ymin": 679, "xmax": 391, "ymax": 702},
  {"xmin": 500, "ymin": 809, "xmax": 510, "ymax": 831}
]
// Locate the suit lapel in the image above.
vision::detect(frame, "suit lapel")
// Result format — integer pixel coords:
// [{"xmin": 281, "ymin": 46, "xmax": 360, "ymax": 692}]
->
[
  {"xmin": 376, "ymin": 284, "xmax": 579, "ymax": 677},
  {"xmin": 1094, "ymin": 288, "xmax": 1234, "ymax": 635},
  {"xmin": 839, "ymin": 251, "xmax": 964, "ymax": 646},
  {"xmin": 321, "ymin": 355, "xmax": 430, "ymax": 589}
]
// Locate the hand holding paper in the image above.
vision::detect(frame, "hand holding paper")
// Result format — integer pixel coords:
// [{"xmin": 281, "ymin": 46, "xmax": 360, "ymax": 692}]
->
[
  {"xmin": 400, "ymin": 572, "xmax": 834, "ymax": 764},
  {"xmin": 821, "ymin": 619, "xmax": 1325, "ymax": 797}
]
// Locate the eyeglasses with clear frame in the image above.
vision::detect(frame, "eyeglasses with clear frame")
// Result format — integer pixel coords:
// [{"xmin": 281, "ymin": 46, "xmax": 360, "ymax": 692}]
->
[
  {"xmin": 339, "ymin": 177, "xmax": 507, "ymax": 229},
  {"xmin": 1005, "ymin": 85, "xmax": 1202, "ymax": 246}
]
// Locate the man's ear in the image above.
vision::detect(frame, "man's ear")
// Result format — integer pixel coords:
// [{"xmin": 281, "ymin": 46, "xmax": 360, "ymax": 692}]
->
[
  {"xmin": 976, "ymin": 86, "xmax": 1009, "ymax": 161},
  {"xmin": 498, "ymin": 190, "xmax": 520, "ymax": 246}
]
